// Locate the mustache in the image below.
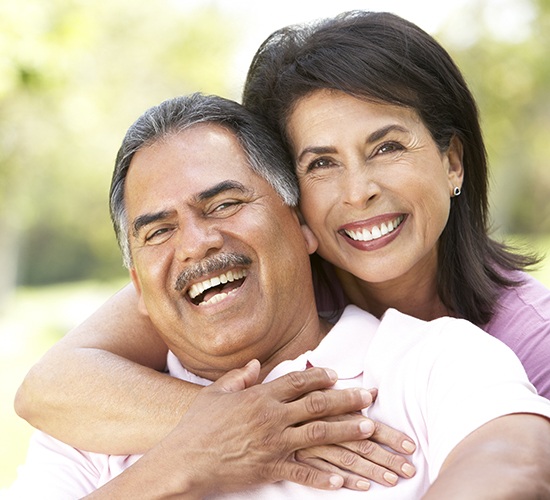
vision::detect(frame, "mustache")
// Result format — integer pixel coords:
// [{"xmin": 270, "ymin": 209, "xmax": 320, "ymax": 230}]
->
[{"xmin": 174, "ymin": 253, "xmax": 252, "ymax": 292}]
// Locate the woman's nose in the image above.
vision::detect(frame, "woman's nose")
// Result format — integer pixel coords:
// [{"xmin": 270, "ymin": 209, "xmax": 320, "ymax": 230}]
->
[{"xmin": 341, "ymin": 165, "xmax": 381, "ymax": 208}]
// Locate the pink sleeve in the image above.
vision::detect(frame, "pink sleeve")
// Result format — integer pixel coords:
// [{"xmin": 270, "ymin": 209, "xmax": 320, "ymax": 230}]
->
[
  {"xmin": 7, "ymin": 431, "xmax": 101, "ymax": 499},
  {"xmin": 485, "ymin": 273, "xmax": 550, "ymax": 399}
]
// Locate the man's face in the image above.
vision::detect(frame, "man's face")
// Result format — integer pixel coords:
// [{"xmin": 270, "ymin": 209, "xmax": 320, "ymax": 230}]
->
[{"xmin": 125, "ymin": 124, "xmax": 318, "ymax": 379}]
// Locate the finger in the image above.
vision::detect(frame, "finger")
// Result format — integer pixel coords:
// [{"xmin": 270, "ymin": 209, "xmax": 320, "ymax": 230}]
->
[
  {"xmin": 287, "ymin": 415, "xmax": 375, "ymax": 451},
  {"xmin": 275, "ymin": 459, "xmax": 344, "ymax": 491},
  {"xmin": 313, "ymin": 414, "xmax": 416, "ymax": 456},
  {"xmin": 295, "ymin": 450, "xmax": 372, "ymax": 491},
  {"xmin": 286, "ymin": 387, "xmax": 374, "ymax": 423},
  {"xmin": 370, "ymin": 420, "xmax": 416, "ymax": 455},
  {"xmin": 210, "ymin": 359, "xmax": 261, "ymax": 393},
  {"xmin": 340, "ymin": 438, "xmax": 416, "ymax": 480},
  {"xmin": 263, "ymin": 368, "xmax": 339, "ymax": 401}
]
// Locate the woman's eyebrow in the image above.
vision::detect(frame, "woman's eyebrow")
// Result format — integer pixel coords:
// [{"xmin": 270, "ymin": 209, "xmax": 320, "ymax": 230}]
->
[
  {"xmin": 296, "ymin": 146, "xmax": 337, "ymax": 164},
  {"xmin": 296, "ymin": 124, "xmax": 410, "ymax": 163},
  {"xmin": 366, "ymin": 124, "xmax": 409, "ymax": 144}
]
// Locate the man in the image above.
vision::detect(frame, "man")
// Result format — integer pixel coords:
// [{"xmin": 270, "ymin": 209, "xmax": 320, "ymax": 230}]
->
[{"xmin": 9, "ymin": 93, "xmax": 550, "ymax": 499}]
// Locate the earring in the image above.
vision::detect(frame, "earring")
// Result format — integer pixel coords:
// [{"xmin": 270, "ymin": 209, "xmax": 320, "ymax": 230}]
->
[{"xmin": 453, "ymin": 186, "xmax": 461, "ymax": 197}]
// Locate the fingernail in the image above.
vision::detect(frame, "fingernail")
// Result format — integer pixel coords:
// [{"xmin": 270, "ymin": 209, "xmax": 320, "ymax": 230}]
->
[
  {"xmin": 402, "ymin": 440, "xmax": 416, "ymax": 453},
  {"xmin": 402, "ymin": 463, "xmax": 416, "ymax": 477},
  {"xmin": 329, "ymin": 475, "xmax": 344, "ymax": 489},
  {"xmin": 356, "ymin": 480, "xmax": 370, "ymax": 490},
  {"xmin": 358, "ymin": 388, "xmax": 373, "ymax": 405},
  {"xmin": 383, "ymin": 471, "xmax": 398, "ymax": 485},
  {"xmin": 359, "ymin": 419, "xmax": 374, "ymax": 434},
  {"xmin": 325, "ymin": 368, "xmax": 338, "ymax": 381}
]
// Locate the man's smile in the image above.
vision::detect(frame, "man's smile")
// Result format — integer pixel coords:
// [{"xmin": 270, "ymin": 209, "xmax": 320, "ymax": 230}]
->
[{"xmin": 188, "ymin": 268, "xmax": 248, "ymax": 306}]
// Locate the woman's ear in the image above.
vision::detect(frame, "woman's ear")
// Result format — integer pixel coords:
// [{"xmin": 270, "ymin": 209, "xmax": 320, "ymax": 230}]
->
[
  {"xmin": 300, "ymin": 223, "xmax": 319, "ymax": 255},
  {"xmin": 446, "ymin": 135, "xmax": 464, "ymax": 192},
  {"xmin": 130, "ymin": 268, "xmax": 149, "ymax": 317}
]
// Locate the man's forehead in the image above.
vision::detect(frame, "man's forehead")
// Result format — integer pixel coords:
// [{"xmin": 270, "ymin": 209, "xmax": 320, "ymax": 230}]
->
[{"xmin": 125, "ymin": 125, "xmax": 276, "ymax": 210}]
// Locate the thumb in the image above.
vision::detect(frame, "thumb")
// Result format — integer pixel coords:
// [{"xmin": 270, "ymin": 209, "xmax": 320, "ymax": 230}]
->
[{"xmin": 214, "ymin": 359, "xmax": 261, "ymax": 393}]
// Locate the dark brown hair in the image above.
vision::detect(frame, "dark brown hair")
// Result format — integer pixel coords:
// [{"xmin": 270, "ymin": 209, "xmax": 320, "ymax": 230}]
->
[{"xmin": 242, "ymin": 10, "xmax": 538, "ymax": 325}]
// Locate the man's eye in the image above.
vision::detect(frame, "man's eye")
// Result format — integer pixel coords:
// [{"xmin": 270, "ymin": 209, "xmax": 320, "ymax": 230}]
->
[
  {"xmin": 212, "ymin": 200, "xmax": 242, "ymax": 213},
  {"xmin": 145, "ymin": 227, "xmax": 171, "ymax": 243}
]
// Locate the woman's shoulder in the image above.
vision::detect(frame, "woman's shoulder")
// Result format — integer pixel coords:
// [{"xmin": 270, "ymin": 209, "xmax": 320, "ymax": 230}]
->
[
  {"xmin": 490, "ymin": 271, "xmax": 550, "ymax": 327},
  {"xmin": 485, "ymin": 270, "xmax": 550, "ymax": 398}
]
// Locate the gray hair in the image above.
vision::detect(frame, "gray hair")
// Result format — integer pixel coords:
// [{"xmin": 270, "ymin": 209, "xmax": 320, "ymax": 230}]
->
[{"xmin": 110, "ymin": 92, "xmax": 299, "ymax": 268}]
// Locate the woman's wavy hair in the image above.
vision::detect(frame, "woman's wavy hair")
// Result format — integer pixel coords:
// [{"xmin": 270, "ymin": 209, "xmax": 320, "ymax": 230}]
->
[{"xmin": 242, "ymin": 10, "xmax": 538, "ymax": 325}]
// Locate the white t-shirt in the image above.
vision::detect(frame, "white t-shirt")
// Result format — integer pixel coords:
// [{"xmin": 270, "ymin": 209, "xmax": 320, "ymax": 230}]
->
[{"xmin": 7, "ymin": 306, "xmax": 550, "ymax": 499}]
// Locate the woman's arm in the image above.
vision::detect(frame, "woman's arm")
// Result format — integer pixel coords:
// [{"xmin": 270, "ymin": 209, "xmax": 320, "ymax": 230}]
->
[
  {"xmin": 14, "ymin": 283, "xmax": 416, "ymax": 484},
  {"xmin": 14, "ymin": 283, "xmax": 192, "ymax": 454},
  {"xmin": 423, "ymin": 413, "xmax": 550, "ymax": 499}
]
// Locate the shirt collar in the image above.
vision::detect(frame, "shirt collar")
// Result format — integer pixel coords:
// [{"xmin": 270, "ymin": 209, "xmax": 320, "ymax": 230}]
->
[
  {"xmin": 265, "ymin": 305, "xmax": 380, "ymax": 382},
  {"xmin": 309, "ymin": 305, "xmax": 380, "ymax": 378},
  {"xmin": 168, "ymin": 305, "xmax": 382, "ymax": 384}
]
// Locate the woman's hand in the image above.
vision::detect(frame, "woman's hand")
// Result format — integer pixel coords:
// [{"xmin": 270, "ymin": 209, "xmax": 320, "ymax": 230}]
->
[{"xmin": 296, "ymin": 410, "xmax": 416, "ymax": 491}]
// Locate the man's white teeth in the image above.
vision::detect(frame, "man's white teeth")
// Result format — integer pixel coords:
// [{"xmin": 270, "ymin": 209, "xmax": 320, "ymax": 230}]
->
[
  {"xmin": 199, "ymin": 288, "xmax": 238, "ymax": 306},
  {"xmin": 345, "ymin": 215, "xmax": 404, "ymax": 242},
  {"xmin": 188, "ymin": 269, "xmax": 247, "ymax": 300}
]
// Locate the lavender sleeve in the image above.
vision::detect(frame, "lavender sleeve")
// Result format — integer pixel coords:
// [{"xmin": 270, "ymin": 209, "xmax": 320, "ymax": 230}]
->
[{"xmin": 484, "ymin": 272, "xmax": 550, "ymax": 399}]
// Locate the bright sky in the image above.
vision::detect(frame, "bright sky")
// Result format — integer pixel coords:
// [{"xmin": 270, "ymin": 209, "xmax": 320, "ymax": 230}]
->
[
  {"xmin": 174, "ymin": 0, "xmax": 535, "ymax": 95},
  {"xmin": 227, "ymin": 0, "xmax": 471, "ymax": 82}
]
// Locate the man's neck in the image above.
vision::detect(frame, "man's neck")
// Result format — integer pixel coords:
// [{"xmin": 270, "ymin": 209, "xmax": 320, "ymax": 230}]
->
[
  {"xmin": 170, "ymin": 310, "xmax": 333, "ymax": 384},
  {"xmin": 257, "ymin": 313, "xmax": 333, "ymax": 382}
]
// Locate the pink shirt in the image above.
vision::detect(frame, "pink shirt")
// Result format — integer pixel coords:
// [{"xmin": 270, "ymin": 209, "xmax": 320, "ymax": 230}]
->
[
  {"xmin": 316, "ymin": 266, "xmax": 550, "ymax": 398},
  {"xmin": 484, "ymin": 272, "xmax": 550, "ymax": 399},
  {"xmin": 7, "ymin": 306, "xmax": 550, "ymax": 499}
]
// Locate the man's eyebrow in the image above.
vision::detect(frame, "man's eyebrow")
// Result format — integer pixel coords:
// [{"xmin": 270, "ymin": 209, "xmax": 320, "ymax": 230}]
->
[
  {"xmin": 132, "ymin": 210, "xmax": 174, "ymax": 237},
  {"xmin": 132, "ymin": 181, "xmax": 252, "ymax": 237},
  {"xmin": 296, "ymin": 124, "xmax": 410, "ymax": 163},
  {"xmin": 194, "ymin": 180, "xmax": 252, "ymax": 202}
]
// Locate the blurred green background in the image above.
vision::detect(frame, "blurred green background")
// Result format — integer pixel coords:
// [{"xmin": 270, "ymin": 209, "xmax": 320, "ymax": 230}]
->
[{"xmin": 1, "ymin": 0, "xmax": 549, "ymax": 490}]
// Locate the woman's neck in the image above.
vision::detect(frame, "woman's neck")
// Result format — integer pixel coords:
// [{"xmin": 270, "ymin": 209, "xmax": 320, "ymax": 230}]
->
[{"xmin": 335, "ymin": 266, "xmax": 452, "ymax": 321}]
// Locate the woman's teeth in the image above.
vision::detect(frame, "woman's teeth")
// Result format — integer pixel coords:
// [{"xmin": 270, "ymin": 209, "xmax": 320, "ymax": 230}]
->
[{"xmin": 344, "ymin": 215, "xmax": 404, "ymax": 242}]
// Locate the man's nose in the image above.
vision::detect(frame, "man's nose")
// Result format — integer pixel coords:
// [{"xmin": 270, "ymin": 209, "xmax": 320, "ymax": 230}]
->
[{"xmin": 174, "ymin": 220, "xmax": 224, "ymax": 262}]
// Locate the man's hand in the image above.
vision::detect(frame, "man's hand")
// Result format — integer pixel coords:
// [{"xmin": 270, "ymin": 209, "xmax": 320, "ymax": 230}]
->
[
  {"xmin": 295, "ymin": 410, "xmax": 416, "ymax": 491},
  {"xmin": 88, "ymin": 359, "xmax": 378, "ymax": 498}
]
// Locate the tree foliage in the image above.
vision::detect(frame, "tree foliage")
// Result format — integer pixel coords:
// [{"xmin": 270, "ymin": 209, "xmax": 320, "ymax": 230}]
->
[
  {"xmin": 0, "ymin": 0, "xmax": 548, "ymax": 303},
  {"xmin": 439, "ymin": 0, "xmax": 550, "ymax": 235},
  {"xmin": 0, "ymin": 0, "xmax": 239, "ymax": 301}
]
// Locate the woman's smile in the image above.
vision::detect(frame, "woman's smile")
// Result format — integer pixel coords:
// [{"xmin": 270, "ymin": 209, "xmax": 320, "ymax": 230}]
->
[
  {"xmin": 287, "ymin": 89, "xmax": 462, "ymax": 284},
  {"xmin": 340, "ymin": 213, "xmax": 405, "ymax": 246}
]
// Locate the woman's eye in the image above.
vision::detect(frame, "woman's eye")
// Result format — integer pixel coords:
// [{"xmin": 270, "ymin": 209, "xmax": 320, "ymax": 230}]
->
[
  {"xmin": 306, "ymin": 157, "xmax": 333, "ymax": 172},
  {"xmin": 376, "ymin": 142, "xmax": 405, "ymax": 155}
]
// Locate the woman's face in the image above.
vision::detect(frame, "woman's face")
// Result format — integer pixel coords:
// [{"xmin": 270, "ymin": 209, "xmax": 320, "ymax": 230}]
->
[{"xmin": 287, "ymin": 89, "xmax": 463, "ymax": 285}]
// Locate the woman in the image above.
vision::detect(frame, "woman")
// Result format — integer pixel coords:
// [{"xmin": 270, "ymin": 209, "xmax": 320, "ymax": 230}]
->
[
  {"xmin": 15, "ymin": 9, "xmax": 550, "ymax": 490},
  {"xmin": 240, "ymin": 10, "xmax": 550, "ymax": 393}
]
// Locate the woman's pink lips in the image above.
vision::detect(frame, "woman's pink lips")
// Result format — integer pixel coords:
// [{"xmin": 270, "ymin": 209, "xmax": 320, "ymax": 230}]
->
[{"xmin": 339, "ymin": 214, "xmax": 406, "ymax": 251}]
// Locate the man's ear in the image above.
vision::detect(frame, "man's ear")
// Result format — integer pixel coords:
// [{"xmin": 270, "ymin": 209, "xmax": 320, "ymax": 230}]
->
[
  {"xmin": 446, "ymin": 135, "xmax": 464, "ymax": 193},
  {"xmin": 130, "ymin": 268, "xmax": 149, "ymax": 317},
  {"xmin": 300, "ymin": 223, "xmax": 319, "ymax": 255}
]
